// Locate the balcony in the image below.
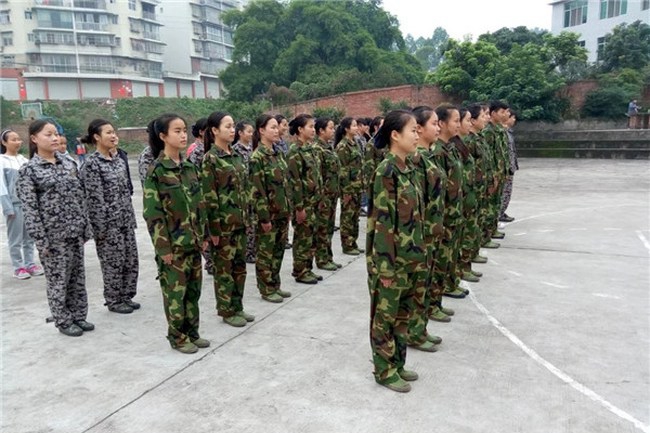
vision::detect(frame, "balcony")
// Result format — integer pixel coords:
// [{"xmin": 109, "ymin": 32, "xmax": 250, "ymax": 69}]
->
[
  {"xmin": 73, "ymin": 0, "xmax": 107, "ymax": 10},
  {"xmin": 34, "ymin": 0, "xmax": 108, "ymax": 9},
  {"xmin": 142, "ymin": 10, "xmax": 156, "ymax": 21},
  {"xmin": 76, "ymin": 21, "xmax": 108, "ymax": 31},
  {"xmin": 34, "ymin": 0, "xmax": 73, "ymax": 7}
]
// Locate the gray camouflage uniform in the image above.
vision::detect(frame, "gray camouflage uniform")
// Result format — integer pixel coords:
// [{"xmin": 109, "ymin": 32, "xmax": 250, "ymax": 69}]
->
[{"xmin": 17, "ymin": 153, "xmax": 92, "ymax": 328}]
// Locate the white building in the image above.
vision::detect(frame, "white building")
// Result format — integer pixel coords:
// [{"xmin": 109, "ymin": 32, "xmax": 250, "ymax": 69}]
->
[
  {"xmin": 550, "ymin": 0, "xmax": 650, "ymax": 62},
  {"xmin": 0, "ymin": 0, "xmax": 240, "ymax": 100}
]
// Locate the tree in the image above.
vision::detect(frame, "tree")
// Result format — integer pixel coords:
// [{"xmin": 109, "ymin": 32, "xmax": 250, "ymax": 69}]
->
[
  {"xmin": 478, "ymin": 26, "xmax": 548, "ymax": 54},
  {"xmin": 221, "ymin": 0, "xmax": 424, "ymax": 102},
  {"xmin": 405, "ymin": 27, "xmax": 449, "ymax": 71},
  {"xmin": 600, "ymin": 21, "xmax": 650, "ymax": 72},
  {"xmin": 428, "ymin": 36, "xmax": 573, "ymax": 121}
]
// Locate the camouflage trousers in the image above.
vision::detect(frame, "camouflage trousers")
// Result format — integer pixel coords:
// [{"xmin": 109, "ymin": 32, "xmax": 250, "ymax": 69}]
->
[
  {"xmin": 315, "ymin": 194, "xmax": 337, "ymax": 267},
  {"xmin": 156, "ymin": 249, "xmax": 202, "ymax": 348},
  {"xmin": 427, "ymin": 241, "xmax": 445, "ymax": 315},
  {"xmin": 340, "ymin": 193, "xmax": 361, "ymax": 251},
  {"xmin": 369, "ymin": 271, "xmax": 417, "ymax": 384},
  {"xmin": 255, "ymin": 218, "xmax": 289, "ymax": 296},
  {"xmin": 212, "ymin": 228, "xmax": 247, "ymax": 318},
  {"xmin": 481, "ymin": 183, "xmax": 501, "ymax": 245},
  {"xmin": 439, "ymin": 222, "xmax": 463, "ymax": 293},
  {"xmin": 95, "ymin": 227, "xmax": 139, "ymax": 307},
  {"xmin": 460, "ymin": 195, "xmax": 481, "ymax": 271},
  {"xmin": 292, "ymin": 207, "xmax": 317, "ymax": 278},
  {"xmin": 245, "ymin": 223, "xmax": 256, "ymax": 262},
  {"xmin": 500, "ymin": 175, "xmax": 513, "ymax": 218},
  {"xmin": 473, "ymin": 185, "xmax": 489, "ymax": 256},
  {"xmin": 41, "ymin": 237, "xmax": 88, "ymax": 328},
  {"xmin": 406, "ymin": 267, "xmax": 432, "ymax": 346}
]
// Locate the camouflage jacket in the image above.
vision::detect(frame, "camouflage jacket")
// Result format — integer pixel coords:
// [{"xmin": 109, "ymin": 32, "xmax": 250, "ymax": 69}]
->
[
  {"xmin": 287, "ymin": 141, "xmax": 322, "ymax": 211},
  {"xmin": 464, "ymin": 132, "xmax": 486, "ymax": 187},
  {"xmin": 249, "ymin": 144, "xmax": 291, "ymax": 223},
  {"xmin": 138, "ymin": 146, "xmax": 155, "ymax": 187},
  {"xmin": 314, "ymin": 138, "xmax": 340, "ymax": 197},
  {"xmin": 482, "ymin": 123, "xmax": 509, "ymax": 180},
  {"xmin": 202, "ymin": 144, "xmax": 249, "ymax": 236},
  {"xmin": 411, "ymin": 146, "xmax": 445, "ymax": 243},
  {"xmin": 187, "ymin": 142, "xmax": 206, "ymax": 167},
  {"xmin": 143, "ymin": 153, "xmax": 205, "ymax": 257},
  {"xmin": 363, "ymin": 139, "xmax": 386, "ymax": 192},
  {"xmin": 231, "ymin": 141, "xmax": 254, "ymax": 165},
  {"xmin": 17, "ymin": 153, "xmax": 92, "ymax": 252},
  {"xmin": 453, "ymin": 136, "xmax": 478, "ymax": 212},
  {"xmin": 336, "ymin": 137, "xmax": 363, "ymax": 195},
  {"xmin": 367, "ymin": 152, "xmax": 427, "ymax": 278},
  {"xmin": 434, "ymin": 138, "xmax": 464, "ymax": 224},
  {"xmin": 80, "ymin": 150, "xmax": 137, "ymax": 238}
]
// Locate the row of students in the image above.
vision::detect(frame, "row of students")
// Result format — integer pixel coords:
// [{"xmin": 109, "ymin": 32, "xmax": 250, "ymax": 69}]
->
[{"xmin": 367, "ymin": 102, "xmax": 517, "ymax": 393}]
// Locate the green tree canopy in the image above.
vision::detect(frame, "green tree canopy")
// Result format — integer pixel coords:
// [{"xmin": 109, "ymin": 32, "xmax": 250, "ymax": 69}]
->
[
  {"xmin": 404, "ymin": 27, "xmax": 449, "ymax": 71},
  {"xmin": 222, "ymin": 0, "xmax": 424, "ymax": 102},
  {"xmin": 600, "ymin": 20, "xmax": 650, "ymax": 72},
  {"xmin": 426, "ymin": 30, "xmax": 587, "ymax": 121}
]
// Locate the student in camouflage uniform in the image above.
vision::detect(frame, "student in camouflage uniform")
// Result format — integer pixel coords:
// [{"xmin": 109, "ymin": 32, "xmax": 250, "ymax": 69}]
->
[
  {"xmin": 313, "ymin": 117, "xmax": 342, "ymax": 272},
  {"xmin": 455, "ymin": 108, "xmax": 481, "ymax": 284},
  {"xmin": 143, "ymin": 114, "xmax": 209, "ymax": 354},
  {"xmin": 336, "ymin": 117, "xmax": 364, "ymax": 255},
  {"xmin": 186, "ymin": 124, "xmax": 214, "ymax": 275},
  {"xmin": 138, "ymin": 145, "xmax": 155, "ymax": 187},
  {"xmin": 406, "ymin": 106, "xmax": 444, "ymax": 352},
  {"xmin": 232, "ymin": 121, "xmax": 256, "ymax": 264},
  {"xmin": 483, "ymin": 101, "xmax": 511, "ymax": 242},
  {"xmin": 362, "ymin": 116, "xmax": 386, "ymax": 204},
  {"xmin": 499, "ymin": 110, "xmax": 518, "ymax": 222},
  {"xmin": 433, "ymin": 105, "xmax": 467, "ymax": 300},
  {"xmin": 465, "ymin": 104, "xmax": 492, "ymax": 264},
  {"xmin": 185, "ymin": 118, "xmax": 207, "ymax": 159},
  {"xmin": 367, "ymin": 110, "xmax": 426, "ymax": 393},
  {"xmin": 80, "ymin": 119, "xmax": 140, "ymax": 315},
  {"xmin": 287, "ymin": 114, "xmax": 323, "ymax": 284},
  {"xmin": 17, "ymin": 120, "xmax": 94, "ymax": 337},
  {"xmin": 201, "ymin": 112, "xmax": 254, "ymax": 328},
  {"xmin": 250, "ymin": 115, "xmax": 292, "ymax": 303}
]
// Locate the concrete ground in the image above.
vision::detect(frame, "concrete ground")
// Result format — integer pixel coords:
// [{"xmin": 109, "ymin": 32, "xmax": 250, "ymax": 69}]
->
[{"xmin": 1, "ymin": 158, "xmax": 649, "ymax": 433}]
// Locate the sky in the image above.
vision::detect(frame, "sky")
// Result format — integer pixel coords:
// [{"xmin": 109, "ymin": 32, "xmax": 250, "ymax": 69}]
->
[{"xmin": 381, "ymin": 0, "xmax": 554, "ymax": 41}]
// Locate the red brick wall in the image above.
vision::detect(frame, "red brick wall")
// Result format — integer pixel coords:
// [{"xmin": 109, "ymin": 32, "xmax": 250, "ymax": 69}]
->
[{"xmin": 276, "ymin": 85, "xmax": 458, "ymax": 118}]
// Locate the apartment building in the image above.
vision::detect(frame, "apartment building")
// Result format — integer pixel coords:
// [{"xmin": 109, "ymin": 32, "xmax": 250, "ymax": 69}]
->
[
  {"xmin": 551, "ymin": 0, "xmax": 650, "ymax": 62},
  {"xmin": 0, "ymin": 0, "xmax": 239, "ymax": 101}
]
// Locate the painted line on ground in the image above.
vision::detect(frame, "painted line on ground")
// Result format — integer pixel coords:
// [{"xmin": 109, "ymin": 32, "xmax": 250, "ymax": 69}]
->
[
  {"xmin": 508, "ymin": 271, "xmax": 523, "ymax": 277},
  {"xmin": 603, "ymin": 228, "xmax": 623, "ymax": 231},
  {"xmin": 512, "ymin": 232, "xmax": 527, "ymax": 236},
  {"xmin": 469, "ymin": 292, "xmax": 650, "ymax": 433},
  {"xmin": 592, "ymin": 293, "xmax": 621, "ymax": 300},
  {"xmin": 570, "ymin": 228, "xmax": 588, "ymax": 231},
  {"xmin": 635, "ymin": 231, "xmax": 650, "ymax": 253},
  {"xmin": 541, "ymin": 281, "xmax": 569, "ymax": 289}
]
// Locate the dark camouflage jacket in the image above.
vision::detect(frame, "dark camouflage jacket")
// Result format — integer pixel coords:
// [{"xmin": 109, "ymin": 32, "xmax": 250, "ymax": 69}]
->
[
  {"xmin": 187, "ymin": 142, "xmax": 206, "ymax": 167},
  {"xmin": 411, "ymin": 146, "xmax": 445, "ymax": 244},
  {"xmin": 17, "ymin": 153, "xmax": 92, "ymax": 252},
  {"xmin": 434, "ymin": 138, "xmax": 464, "ymax": 224},
  {"xmin": 314, "ymin": 138, "xmax": 340, "ymax": 197},
  {"xmin": 287, "ymin": 141, "xmax": 322, "ymax": 211},
  {"xmin": 201, "ymin": 145, "xmax": 249, "ymax": 236},
  {"xmin": 482, "ymin": 122, "xmax": 509, "ymax": 180},
  {"xmin": 143, "ymin": 153, "xmax": 205, "ymax": 257},
  {"xmin": 336, "ymin": 137, "xmax": 363, "ymax": 195},
  {"xmin": 138, "ymin": 146, "xmax": 155, "ymax": 187},
  {"xmin": 81, "ymin": 150, "xmax": 137, "ymax": 238},
  {"xmin": 453, "ymin": 136, "xmax": 478, "ymax": 213},
  {"xmin": 363, "ymin": 139, "xmax": 386, "ymax": 191},
  {"xmin": 367, "ymin": 152, "xmax": 427, "ymax": 278},
  {"xmin": 249, "ymin": 144, "xmax": 291, "ymax": 223}
]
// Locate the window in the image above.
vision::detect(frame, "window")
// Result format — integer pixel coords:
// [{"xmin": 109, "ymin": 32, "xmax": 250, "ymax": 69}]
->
[
  {"xmin": 643, "ymin": 0, "xmax": 649, "ymax": 10},
  {"xmin": 564, "ymin": 1, "xmax": 588, "ymax": 27},
  {"xmin": 577, "ymin": 40, "xmax": 586, "ymax": 48},
  {"xmin": 1, "ymin": 55, "xmax": 15, "ymax": 67},
  {"xmin": 600, "ymin": 0, "xmax": 627, "ymax": 18},
  {"xmin": 36, "ymin": 10, "xmax": 74, "ymax": 29},
  {"xmin": 25, "ymin": 10, "xmax": 32, "ymax": 19},
  {"xmin": 0, "ymin": 10, "xmax": 10, "ymax": 25},
  {"xmin": 128, "ymin": 0, "xmax": 136, "ymax": 11},
  {"xmin": 2, "ymin": 31, "xmax": 13, "ymax": 46},
  {"xmin": 597, "ymin": 36, "xmax": 608, "ymax": 60}
]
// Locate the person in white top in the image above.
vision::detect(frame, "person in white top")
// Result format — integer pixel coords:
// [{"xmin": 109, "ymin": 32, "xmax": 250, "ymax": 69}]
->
[{"xmin": 0, "ymin": 129, "xmax": 44, "ymax": 279}]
